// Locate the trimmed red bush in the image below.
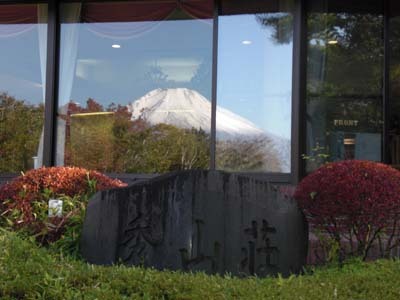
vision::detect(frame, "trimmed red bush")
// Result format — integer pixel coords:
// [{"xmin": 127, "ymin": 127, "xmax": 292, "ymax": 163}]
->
[
  {"xmin": 295, "ymin": 160, "xmax": 400, "ymax": 260},
  {"xmin": 0, "ymin": 166, "xmax": 127, "ymax": 247}
]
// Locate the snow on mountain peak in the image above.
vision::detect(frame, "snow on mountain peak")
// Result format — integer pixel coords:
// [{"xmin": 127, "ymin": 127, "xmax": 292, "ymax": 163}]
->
[
  {"xmin": 127, "ymin": 88, "xmax": 264, "ymax": 137},
  {"xmin": 127, "ymin": 88, "xmax": 290, "ymax": 172}
]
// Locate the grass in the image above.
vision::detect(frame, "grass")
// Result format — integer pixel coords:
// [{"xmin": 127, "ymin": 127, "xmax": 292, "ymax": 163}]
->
[{"xmin": 1, "ymin": 230, "xmax": 400, "ymax": 300}]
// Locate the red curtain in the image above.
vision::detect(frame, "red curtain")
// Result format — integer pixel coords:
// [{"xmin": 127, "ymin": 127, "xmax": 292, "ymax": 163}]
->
[
  {"xmin": 0, "ymin": 4, "xmax": 38, "ymax": 24},
  {"xmin": 0, "ymin": 1, "xmax": 213, "ymax": 24},
  {"xmin": 81, "ymin": 1, "xmax": 213, "ymax": 40},
  {"xmin": 178, "ymin": 0, "xmax": 214, "ymax": 19},
  {"xmin": 0, "ymin": 1, "xmax": 213, "ymax": 39},
  {"xmin": 82, "ymin": 3, "xmax": 176, "ymax": 23},
  {"xmin": 81, "ymin": 0, "xmax": 214, "ymax": 23}
]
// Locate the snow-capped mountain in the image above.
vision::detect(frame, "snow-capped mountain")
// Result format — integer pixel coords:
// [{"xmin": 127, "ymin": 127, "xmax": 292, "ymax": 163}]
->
[
  {"xmin": 127, "ymin": 88, "xmax": 290, "ymax": 172},
  {"xmin": 128, "ymin": 88, "xmax": 265, "ymax": 137}
]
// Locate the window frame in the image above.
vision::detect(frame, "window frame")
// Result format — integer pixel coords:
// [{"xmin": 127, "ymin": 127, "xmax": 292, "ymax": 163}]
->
[{"xmin": 0, "ymin": 0, "xmax": 338, "ymax": 185}]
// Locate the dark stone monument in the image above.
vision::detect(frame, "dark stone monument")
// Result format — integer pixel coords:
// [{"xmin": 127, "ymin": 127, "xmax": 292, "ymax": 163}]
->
[{"xmin": 81, "ymin": 170, "xmax": 308, "ymax": 277}]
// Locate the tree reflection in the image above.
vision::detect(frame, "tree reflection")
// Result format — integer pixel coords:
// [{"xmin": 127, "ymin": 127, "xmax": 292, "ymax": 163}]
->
[
  {"xmin": 0, "ymin": 93, "xmax": 44, "ymax": 172},
  {"xmin": 258, "ymin": 8, "xmax": 384, "ymax": 171},
  {"xmin": 62, "ymin": 98, "xmax": 210, "ymax": 173}
]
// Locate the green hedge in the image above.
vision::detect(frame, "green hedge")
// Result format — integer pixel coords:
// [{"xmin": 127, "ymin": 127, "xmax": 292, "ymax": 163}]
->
[{"xmin": 1, "ymin": 230, "xmax": 400, "ymax": 300}]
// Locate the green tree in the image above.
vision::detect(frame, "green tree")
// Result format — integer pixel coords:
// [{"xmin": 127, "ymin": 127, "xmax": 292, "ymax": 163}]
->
[
  {"xmin": 0, "ymin": 93, "xmax": 44, "ymax": 172},
  {"xmin": 216, "ymin": 137, "xmax": 282, "ymax": 172},
  {"xmin": 115, "ymin": 123, "xmax": 210, "ymax": 173},
  {"xmin": 63, "ymin": 98, "xmax": 210, "ymax": 173}
]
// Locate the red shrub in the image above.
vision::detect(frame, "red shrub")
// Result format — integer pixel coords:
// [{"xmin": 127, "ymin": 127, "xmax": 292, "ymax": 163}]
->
[
  {"xmin": 0, "ymin": 166, "xmax": 127, "ymax": 245},
  {"xmin": 0, "ymin": 166, "xmax": 126, "ymax": 200},
  {"xmin": 294, "ymin": 160, "xmax": 400, "ymax": 260}
]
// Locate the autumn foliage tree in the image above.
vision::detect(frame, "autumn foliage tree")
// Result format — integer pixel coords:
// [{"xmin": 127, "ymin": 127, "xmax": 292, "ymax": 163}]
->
[
  {"xmin": 1, "ymin": 93, "xmax": 210, "ymax": 174},
  {"xmin": 62, "ymin": 98, "xmax": 210, "ymax": 173},
  {"xmin": 295, "ymin": 160, "xmax": 400, "ymax": 260}
]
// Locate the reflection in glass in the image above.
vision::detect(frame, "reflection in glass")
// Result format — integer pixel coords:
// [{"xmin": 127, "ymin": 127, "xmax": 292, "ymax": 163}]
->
[
  {"xmin": 56, "ymin": 1, "xmax": 213, "ymax": 173},
  {"xmin": 0, "ymin": 4, "xmax": 47, "ymax": 172},
  {"xmin": 306, "ymin": 0, "xmax": 383, "ymax": 172},
  {"xmin": 216, "ymin": 3, "xmax": 293, "ymax": 172},
  {"xmin": 389, "ymin": 1, "xmax": 400, "ymax": 166}
]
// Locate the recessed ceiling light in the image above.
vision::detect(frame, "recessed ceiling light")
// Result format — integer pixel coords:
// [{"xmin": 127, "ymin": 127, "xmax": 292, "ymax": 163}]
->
[
  {"xmin": 112, "ymin": 44, "xmax": 121, "ymax": 49},
  {"xmin": 328, "ymin": 40, "xmax": 338, "ymax": 45},
  {"xmin": 242, "ymin": 40, "xmax": 252, "ymax": 45}
]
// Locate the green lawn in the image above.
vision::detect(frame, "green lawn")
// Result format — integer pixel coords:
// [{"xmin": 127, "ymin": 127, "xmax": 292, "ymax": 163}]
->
[{"xmin": 1, "ymin": 230, "xmax": 399, "ymax": 300}]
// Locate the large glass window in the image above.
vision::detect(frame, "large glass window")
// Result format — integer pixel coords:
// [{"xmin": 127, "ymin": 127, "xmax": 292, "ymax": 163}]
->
[
  {"xmin": 389, "ymin": 1, "xmax": 400, "ymax": 167},
  {"xmin": 216, "ymin": 0, "xmax": 294, "ymax": 173},
  {"xmin": 0, "ymin": 4, "xmax": 47, "ymax": 173},
  {"xmin": 56, "ymin": 1, "xmax": 213, "ymax": 173},
  {"xmin": 306, "ymin": 0, "xmax": 384, "ymax": 172}
]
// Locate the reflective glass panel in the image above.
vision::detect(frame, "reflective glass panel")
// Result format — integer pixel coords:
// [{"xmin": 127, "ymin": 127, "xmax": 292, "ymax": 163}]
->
[
  {"xmin": 56, "ymin": 1, "xmax": 213, "ymax": 173},
  {"xmin": 216, "ymin": 0, "xmax": 294, "ymax": 173},
  {"xmin": 306, "ymin": 0, "xmax": 383, "ymax": 172},
  {"xmin": 0, "ymin": 4, "xmax": 47, "ymax": 172},
  {"xmin": 389, "ymin": 1, "xmax": 400, "ymax": 166}
]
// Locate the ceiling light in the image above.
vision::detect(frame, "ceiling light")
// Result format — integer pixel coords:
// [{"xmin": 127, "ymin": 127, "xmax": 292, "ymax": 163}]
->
[
  {"xmin": 112, "ymin": 44, "xmax": 121, "ymax": 49},
  {"xmin": 242, "ymin": 40, "xmax": 252, "ymax": 45},
  {"xmin": 328, "ymin": 40, "xmax": 338, "ymax": 45}
]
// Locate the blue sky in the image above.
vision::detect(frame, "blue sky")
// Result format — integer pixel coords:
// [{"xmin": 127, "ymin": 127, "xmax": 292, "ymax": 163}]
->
[
  {"xmin": 0, "ymin": 25, "xmax": 44, "ymax": 104},
  {"xmin": 0, "ymin": 13, "xmax": 292, "ymax": 139},
  {"xmin": 217, "ymin": 15, "xmax": 293, "ymax": 139}
]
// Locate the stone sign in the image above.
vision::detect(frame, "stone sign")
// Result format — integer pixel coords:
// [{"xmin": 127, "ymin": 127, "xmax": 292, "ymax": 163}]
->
[{"xmin": 81, "ymin": 170, "xmax": 308, "ymax": 277}]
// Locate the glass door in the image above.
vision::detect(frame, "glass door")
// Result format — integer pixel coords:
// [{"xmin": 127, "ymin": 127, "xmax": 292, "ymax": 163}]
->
[
  {"xmin": 305, "ymin": 0, "xmax": 384, "ymax": 172},
  {"xmin": 388, "ymin": 0, "xmax": 400, "ymax": 168}
]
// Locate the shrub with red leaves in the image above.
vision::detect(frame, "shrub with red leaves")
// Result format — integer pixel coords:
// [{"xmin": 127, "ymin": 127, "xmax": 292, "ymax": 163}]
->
[
  {"xmin": 295, "ymin": 160, "xmax": 400, "ymax": 260},
  {"xmin": 0, "ymin": 167, "xmax": 126, "ymax": 248}
]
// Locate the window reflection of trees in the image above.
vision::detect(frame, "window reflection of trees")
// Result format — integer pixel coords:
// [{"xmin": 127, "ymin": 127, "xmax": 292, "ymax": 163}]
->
[
  {"xmin": 390, "ymin": 13, "xmax": 400, "ymax": 166},
  {"xmin": 259, "ymin": 5, "xmax": 385, "ymax": 171},
  {"xmin": 60, "ymin": 98, "xmax": 210, "ymax": 173},
  {"xmin": 0, "ymin": 94, "xmax": 44, "ymax": 172},
  {"xmin": 306, "ymin": 11, "xmax": 384, "ymax": 171}
]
